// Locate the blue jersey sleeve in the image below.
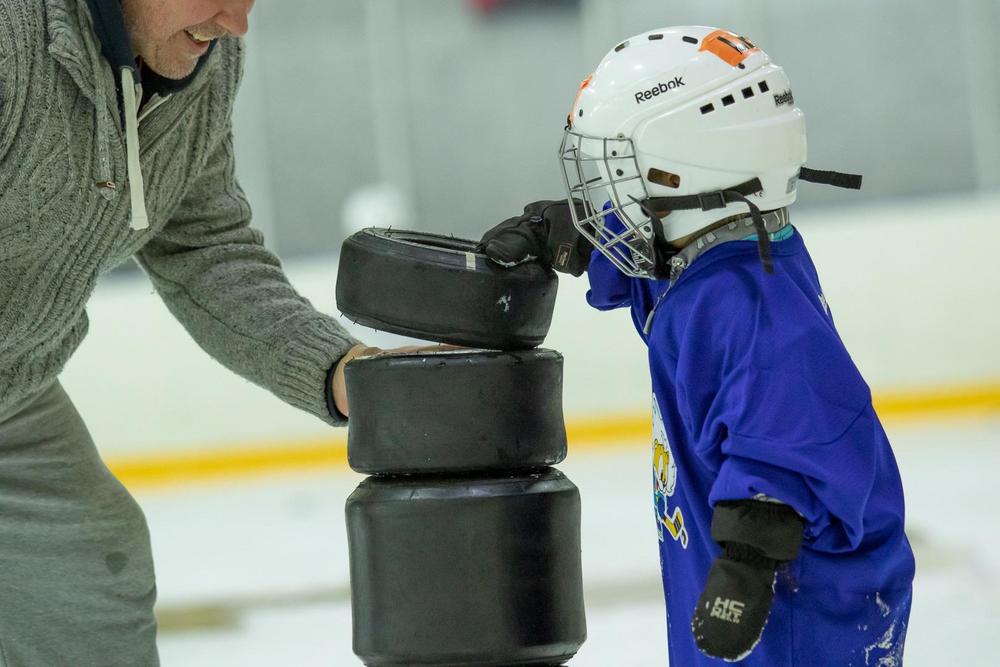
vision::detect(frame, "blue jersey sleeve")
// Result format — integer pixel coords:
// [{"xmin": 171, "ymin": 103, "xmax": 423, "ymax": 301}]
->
[
  {"xmin": 584, "ymin": 204, "xmax": 646, "ymax": 312},
  {"xmin": 585, "ymin": 246, "xmax": 633, "ymax": 311},
  {"xmin": 674, "ymin": 262, "xmax": 877, "ymax": 553},
  {"xmin": 583, "ymin": 207, "xmax": 669, "ymax": 342}
]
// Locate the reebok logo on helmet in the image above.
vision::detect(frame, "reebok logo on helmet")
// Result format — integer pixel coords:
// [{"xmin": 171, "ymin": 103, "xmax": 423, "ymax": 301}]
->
[
  {"xmin": 634, "ymin": 77, "xmax": 685, "ymax": 104},
  {"xmin": 774, "ymin": 90, "xmax": 794, "ymax": 107}
]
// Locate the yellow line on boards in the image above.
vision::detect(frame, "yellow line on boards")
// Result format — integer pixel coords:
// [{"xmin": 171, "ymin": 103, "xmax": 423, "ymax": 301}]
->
[
  {"xmin": 567, "ymin": 414, "xmax": 651, "ymax": 448},
  {"xmin": 872, "ymin": 382, "xmax": 1000, "ymax": 417},
  {"xmin": 109, "ymin": 382, "xmax": 1000, "ymax": 490},
  {"xmin": 111, "ymin": 438, "xmax": 350, "ymax": 489}
]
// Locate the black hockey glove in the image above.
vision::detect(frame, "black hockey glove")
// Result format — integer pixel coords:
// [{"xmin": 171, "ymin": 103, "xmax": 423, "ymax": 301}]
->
[
  {"xmin": 478, "ymin": 200, "xmax": 593, "ymax": 276},
  {"xmin": 692, "ymin": 500, "xmax": 804, "ymax": 661}
]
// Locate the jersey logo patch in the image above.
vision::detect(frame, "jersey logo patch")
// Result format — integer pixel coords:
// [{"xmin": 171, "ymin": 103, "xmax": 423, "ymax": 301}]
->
[{"xmin": 652, "ymin": 395, "xmax": 689, "ymax": 548}]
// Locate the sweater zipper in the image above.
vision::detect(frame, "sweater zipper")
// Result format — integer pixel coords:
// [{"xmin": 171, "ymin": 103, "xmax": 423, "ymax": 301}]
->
[
  {"xmin": 106, "ymin": 94, "xmax": 178, "ymax": 157},
  {"xmin": 138, "ymin": 93, "xmax": 171, "ymax": 124}
]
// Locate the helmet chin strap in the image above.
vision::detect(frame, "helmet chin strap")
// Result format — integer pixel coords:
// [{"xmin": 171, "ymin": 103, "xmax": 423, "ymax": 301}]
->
[
  {"xmin": 639, "ymin": 167, "xmax": 863, "ymax": 276},
  {"xmin": 628, "ymin": 195, "xmax": 678, "ymax": 280}
]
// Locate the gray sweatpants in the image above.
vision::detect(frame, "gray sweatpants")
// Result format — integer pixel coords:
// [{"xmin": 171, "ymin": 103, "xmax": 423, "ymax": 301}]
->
[{"xmin": 0, "ymin": 381, "xmax": 159, "ymax": 666}]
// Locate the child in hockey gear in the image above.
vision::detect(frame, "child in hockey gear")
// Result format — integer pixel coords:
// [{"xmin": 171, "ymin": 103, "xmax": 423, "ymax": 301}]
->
[{"xmin": 481, "ymin": 26, "xmax": 914, "ymax": 666}]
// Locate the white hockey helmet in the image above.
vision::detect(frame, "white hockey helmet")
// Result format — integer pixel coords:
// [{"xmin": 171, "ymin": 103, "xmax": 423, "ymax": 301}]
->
[{"xmin": 559, "ymin": 26, "xmax": 856, "ymax": 279}]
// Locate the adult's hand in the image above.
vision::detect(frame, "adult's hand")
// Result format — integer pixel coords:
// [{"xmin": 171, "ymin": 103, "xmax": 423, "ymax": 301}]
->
[{"xmin": 332, "ymin": 343, "xmax": 462, "ymax": 417}]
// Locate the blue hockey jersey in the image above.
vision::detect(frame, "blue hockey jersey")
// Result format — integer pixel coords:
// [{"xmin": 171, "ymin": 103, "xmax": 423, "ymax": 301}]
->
[{"xmin": 586, "ymin": 223, "xmax": 915, "ymax": 666}]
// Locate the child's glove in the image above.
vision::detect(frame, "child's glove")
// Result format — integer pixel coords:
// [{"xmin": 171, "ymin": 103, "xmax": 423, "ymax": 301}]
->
[
  {"xmin": 692, "ymin": 499, "xmax": 804, "ymax": 661},
  {"xmin": 478, "ymin": 199, "xmax": 592, "ymax": 276}
]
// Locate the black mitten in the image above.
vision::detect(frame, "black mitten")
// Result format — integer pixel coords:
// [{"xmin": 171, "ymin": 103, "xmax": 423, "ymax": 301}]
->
[
  {"xmin": 692, "ymin": 500, "xmax": 804, "ymax": 661},
  {"xmin": 479, "ymin": 200, "xmax": 592, "ymax": 276}
]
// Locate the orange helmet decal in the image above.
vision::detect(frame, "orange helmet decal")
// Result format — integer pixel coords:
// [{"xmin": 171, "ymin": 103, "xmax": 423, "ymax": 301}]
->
[
  {"xmin": 698, "ymin": 30, "xmax": 760, "ymax": 68},
  {"xmin": 568, "ymin": 74, "xmax": 594, "ymax": 127}
]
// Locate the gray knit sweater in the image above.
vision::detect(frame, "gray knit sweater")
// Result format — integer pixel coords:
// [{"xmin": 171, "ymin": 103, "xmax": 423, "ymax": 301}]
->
[{"xmin": 0, "ymin": 0, "xmax": 359, "ymax": 424}]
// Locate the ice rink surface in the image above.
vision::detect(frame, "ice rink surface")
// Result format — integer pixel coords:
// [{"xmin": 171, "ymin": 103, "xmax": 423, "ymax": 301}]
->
[{"xmin": 144, "ymin": 415, "xmax": 1000, "ymax": 666}]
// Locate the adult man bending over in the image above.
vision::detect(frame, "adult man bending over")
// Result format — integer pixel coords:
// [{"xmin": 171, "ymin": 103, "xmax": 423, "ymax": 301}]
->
[{"xmin": 0, "ymin": 1, "xmax": 377, "ymax": 663}]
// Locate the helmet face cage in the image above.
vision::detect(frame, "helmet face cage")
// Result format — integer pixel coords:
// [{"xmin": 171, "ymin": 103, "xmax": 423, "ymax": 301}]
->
[{"xmin": 559, "ymin": 129, "xmax": 659, "ymax": 279}]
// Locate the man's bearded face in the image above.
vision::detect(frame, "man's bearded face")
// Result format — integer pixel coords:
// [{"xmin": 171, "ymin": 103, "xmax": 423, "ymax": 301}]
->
[{"xmin": 121, "ymin": 0, "xmax": 254, "ymax": 80}]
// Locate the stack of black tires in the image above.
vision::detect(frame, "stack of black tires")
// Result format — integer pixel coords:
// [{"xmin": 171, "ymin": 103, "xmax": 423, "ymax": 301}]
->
[{"xmin": 337, "ymin": 229, "xmax": 587, "ymax": 667}]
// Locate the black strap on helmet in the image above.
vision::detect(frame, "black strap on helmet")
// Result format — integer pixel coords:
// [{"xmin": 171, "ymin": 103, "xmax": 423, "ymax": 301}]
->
[
  {"xmin": 647, "ymin": 177, "xmax": 775, "ymax": 273},
  {"xmin": 645, "ymin": 178, "xmax": 765, "ymax": 214},
  {"xmin": 799, "ymin": 167, "xmax": 863, "ymax": 190},
  {"xmin": 641, "ymin": 167, "xmax": 863, "ymax": 276}
]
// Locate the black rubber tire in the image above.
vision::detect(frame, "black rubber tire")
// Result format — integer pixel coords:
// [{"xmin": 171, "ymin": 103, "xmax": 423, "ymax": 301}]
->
[
  {"xmin": 336, "ymin": 228, "xmax": 559, "ymax": 349},
  {"xmin": 346, "ymin": 469, "xmax": 587, "ymax": 667},
  {"xmin": 345, "ymin": 349, "xmax": 567, "ymax": 475}
]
